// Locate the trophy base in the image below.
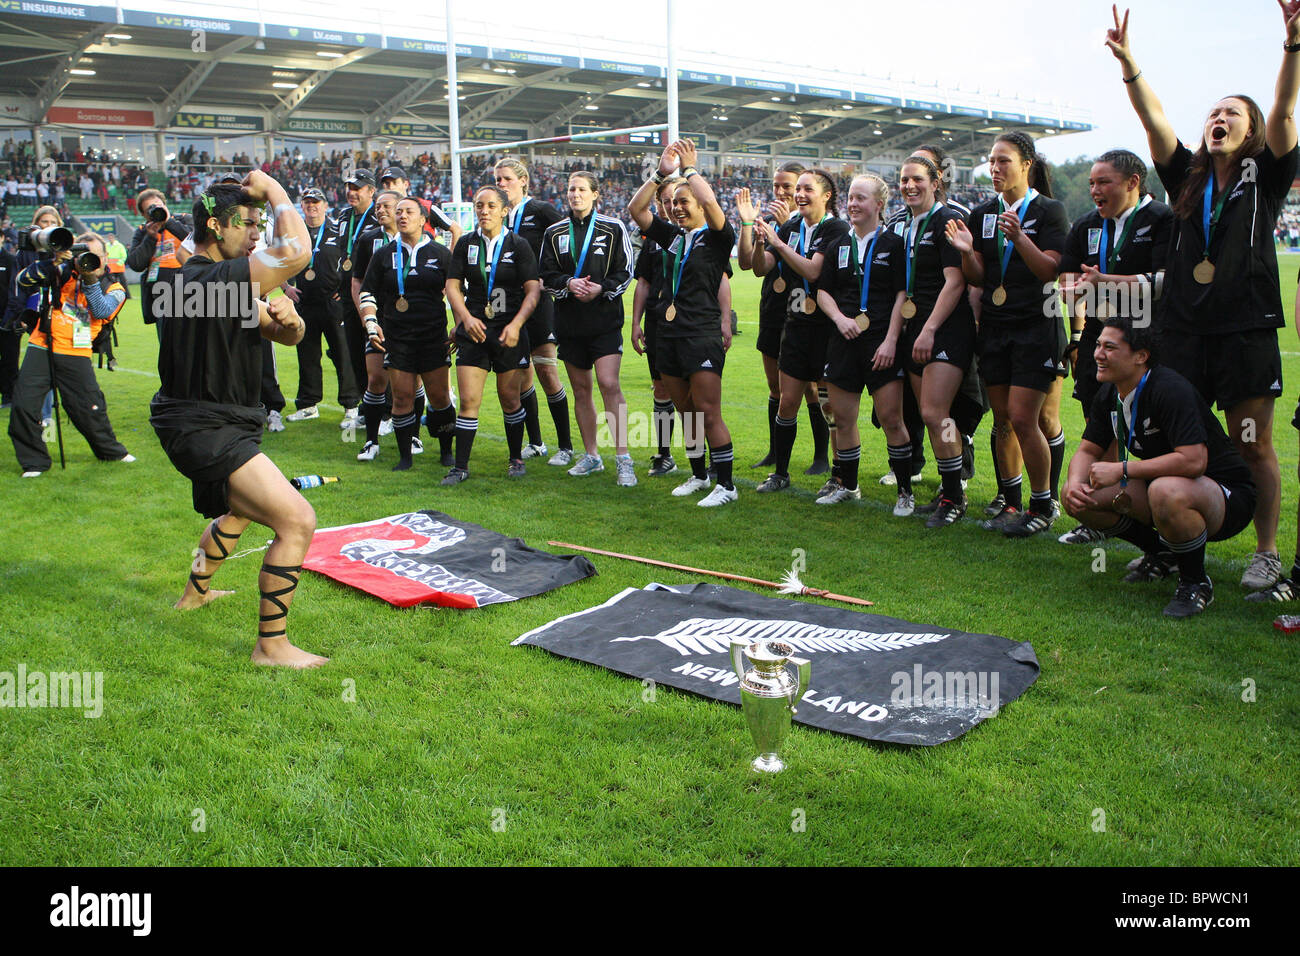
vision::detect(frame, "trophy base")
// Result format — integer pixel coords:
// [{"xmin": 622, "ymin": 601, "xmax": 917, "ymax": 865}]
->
[{"xmin": 751, "ymin": 753, "xmax": 785, "ymax": 773}]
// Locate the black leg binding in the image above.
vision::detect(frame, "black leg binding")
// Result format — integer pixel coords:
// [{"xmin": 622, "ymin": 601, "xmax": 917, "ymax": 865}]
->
[
  {"xmin": 188, "ymin": 519, "xmax": 242, "ymax": 595},
  {"xmin": 258, "ymin": 563, "xmax": 302, "ymax": 639}
]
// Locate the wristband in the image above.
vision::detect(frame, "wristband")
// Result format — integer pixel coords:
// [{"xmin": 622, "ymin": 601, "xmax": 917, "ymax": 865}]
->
[
  {"xmin": 1071, "ymin": 330, "xmax": 1082, "ymax": 343},
  {"xmin": 741, "ymin": 220, "xmax": 754, "ymax": 226},
  {"xmin": 1123, "ymin": 70, "xmax": 1142, "ymax": 84},
  {"xmin": 682, "ymin": 166, "xmax": 699, "ymax": 179},
  {"xmin": 1286, "ymin": 39, "xmax": 1300, "ymax": 53},
  {"xmin": 652, "ymin": 171, "xmax": 665, "ymax": 185}
]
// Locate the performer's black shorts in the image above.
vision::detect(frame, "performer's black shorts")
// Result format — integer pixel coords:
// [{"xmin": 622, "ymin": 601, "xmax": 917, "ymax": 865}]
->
[
  {"xmin": 977, "ymin": 320, "xmax": 1058, "ymax": 393},
  {"xmin": 823, "ymin": 330, "xmax": 903, "ymax": 395},
  {"xmin": 898, "ymin": 313, "xmax": 976, "ymax": 378},
  {"xmin": 1159, "ymin": 328, "xmax": 1283, "ymax": 411},
  {"xmin": 778, "ymin": 321, "xmax": 831, "ymax": 382},
  {"xmin": 657, "ymin": 334, "xmax": 726, "ymax": 379},
  {"xmin": 525, "ymin": 294, "xmax": 557, "ymax": 349},
  {"xmin": 383, "ymin": 332, "xmax": 450, "ymax": 374},
  {"xmin": 1209, "ymin": 481, "xmax": 1257, "ymax": 543},
  {"xmin": 455, "ymin": 324, "xmax": 532, "ymax": 373},
  {"xmin": 150, "ymin": 395, "xmax": 264, "ymax": 519},
  {"xmin": 559, "ymin": 327, "xmax": 623, "ymax": 370}
]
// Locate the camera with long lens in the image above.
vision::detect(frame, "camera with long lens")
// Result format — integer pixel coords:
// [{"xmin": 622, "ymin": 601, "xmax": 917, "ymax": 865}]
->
[
  {"xmin": 148, "ymin": 205, "xmax": 169, "ymax": 223},
  {"xmin": 18, "ymin": 225, "xmax": 74, "ymax": 254},
  {"xmin": 69, "ymin": 243, "xmax": 101, "ymax": 272}
]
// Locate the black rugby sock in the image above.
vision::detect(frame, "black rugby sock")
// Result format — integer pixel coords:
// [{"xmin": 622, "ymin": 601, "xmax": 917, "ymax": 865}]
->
[
  {"xmin": 888, "ymin": 443, "xmax": 913, "ymax": 495},
  {"xmin": 1048, "ymin": 430, "xmax": 1065, "ymax": 501},
  {"xmin": 547, "ymin": 387, "xmax": 572, "ymax": 451},
  {"xmin": 504, "ymin": 406, "xmax": 527, "ymax": 460},
  {"xmin": 654, "ymin": 399, "xmax": 675, "ymax": 458},
  {"xmin": 362, "ymin": 390, "xmax": 386, "ymax": 445},
  {"xmin": 710, "ymin": 442, "xmax": 734, "ymax": 490},
  {"xmin": 807, "ymin": 401, "xmax": 829, "ymax": 463},
  {"xmin": 1161, "ymin": 530, "xmax": 1209, "ymax": 585},
  {"xmin": 1110, "ymin": 516, "xmax": 1162, "ymax": 555},
  {"xmin": 520, "ymin": 385, "xmax": 542, "ymax": 447},
  {"xmin": 773, "ymin": 415, "xmax": 798, "ymax": 478},
  {"xmin": 454, "ymin": 417, "xmax": 478, "ymax": 471}
]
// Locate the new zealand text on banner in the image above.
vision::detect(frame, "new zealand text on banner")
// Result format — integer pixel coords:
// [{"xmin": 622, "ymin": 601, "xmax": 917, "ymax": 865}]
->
[
  {"xmin": 304, "ymin": 511, "xmax": 597, "ymax": 608},
  {"xmin": 513, "ymin": 582, "xmax": 1039, "ymax": 746}
]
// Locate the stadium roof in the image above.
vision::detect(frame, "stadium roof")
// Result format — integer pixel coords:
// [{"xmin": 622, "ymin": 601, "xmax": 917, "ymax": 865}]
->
[{"xmin": 0, "ymin": 2, "xmax": 1092, "ymax": 166}]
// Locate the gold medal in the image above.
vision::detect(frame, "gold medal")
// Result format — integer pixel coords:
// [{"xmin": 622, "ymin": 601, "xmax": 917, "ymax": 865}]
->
[
  {"xmin": 304, "ymin": 269, "xmax": 316, "ymax": 281},
  {"xmin": 773, "ymin": 277, "xmax": 787, "ymax": 293},
  {"xmin": 1193, "ymin": 258, "xmax": 1215, "ymax": 284},
  {"xmin": 342, "ymin": 258, "xmax": 353, "ymax": 271},
  {"xmin": 900, "ymin": 297, "xmax": 917, "ymax": 320},
  {"xmin": 484, "ymin": 303, "xmax": 495, "ymax": 320},
  {"xmin": 665, "ymin": 304, "xmax": 677, "ymax": 322},
  {"xmin": 1112, "ymin": 490, "xmax": 1133, "ymax": 515},
  {"xmin": 395, "ymin": 297, "xmax": 408, "ymax": 312},
  {"xmin": 802, "ymin": 297, "xmax": 816, "ymax": 316},
  {"xmin": 992, "ymin": 285, "xmax": 1008, "ymax": 306},
  {"xmin": 854, "ymin": 312, "xmax": 870, "ymax": 331}
]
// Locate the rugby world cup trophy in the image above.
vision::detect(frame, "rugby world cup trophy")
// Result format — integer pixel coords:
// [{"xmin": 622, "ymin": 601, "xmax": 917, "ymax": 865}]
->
[{"xmin": 730, "ymin": 638, "xmax": 810, "ymax": 773}]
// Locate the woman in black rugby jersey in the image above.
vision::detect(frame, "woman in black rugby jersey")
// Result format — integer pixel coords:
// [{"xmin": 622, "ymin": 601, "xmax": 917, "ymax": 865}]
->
[
  {"xmin": 947, "ymin": 132, "xmax": 1069, "ymax": 538},
  {"xmin": 494, "ymin": 158, "xmax": 572, "ymax": 464},
  {"xmin": 1056, "ymin": 147, "xmax": 1174, "ymax": 549},
  {"xmin": 815, "ymin": 173, "xmax": 910, "ymax": 510},
  {"xmin": 888, "ymin": 154, "xmax": 976, "ymax": 528},
  {"xmin": 628, "ymin": 138, "xmax": 739, "ymax": 508},
  {"xmin": 747, "ymin": 168, "xmax": 848, "ymax": 496},
  {"xmin": 736, "ymin": 161, "xmax": 830, "ymax": 473},
  {"xmin": 1106, "ymin": 4, "xmax": 1300, "ymax": 595},
  {"xmin": 358, "ymin": 197, "xmax": 453, "ymax": 473},
  {"xmin": 441, "ymin": 185, "xmax": 542, "ymax": 484}
]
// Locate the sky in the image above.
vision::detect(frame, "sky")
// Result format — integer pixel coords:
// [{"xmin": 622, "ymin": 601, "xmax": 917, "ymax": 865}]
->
[
  {"xmin": 445, "ymin": 0, "xmax": 1280, "ymax": 164},
  {"xmin": 138, "ymin": 0, "xmax": 1281, "ymax": 163}
]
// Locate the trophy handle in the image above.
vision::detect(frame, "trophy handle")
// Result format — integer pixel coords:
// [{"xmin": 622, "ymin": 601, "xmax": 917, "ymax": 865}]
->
[
  {"xmin": 730, "ymin": 639, "xmax": 749, "ymax": 685},
  {"xmin": 786, "ymin": 656, "xmax": 810, "ymax": 714}
]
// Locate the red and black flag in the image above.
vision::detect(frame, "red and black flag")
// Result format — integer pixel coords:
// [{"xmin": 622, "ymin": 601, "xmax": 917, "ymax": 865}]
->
[{"xmin": 304, "ymin": 511, "xmax": 596, "ymax": 608}]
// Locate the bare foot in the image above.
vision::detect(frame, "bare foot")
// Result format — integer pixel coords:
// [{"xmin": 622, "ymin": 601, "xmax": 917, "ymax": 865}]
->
[
  {"xmin": 251, "ymin": 636, "xmax": 329, "ymax": 669},
  {"xmin": 174, "ymin": 588, "xmax": 236, "ymax": 610}
]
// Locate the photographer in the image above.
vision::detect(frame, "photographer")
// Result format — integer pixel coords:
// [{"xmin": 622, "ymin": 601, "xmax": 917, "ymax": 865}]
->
[
  {"xmin": 126, "ymin": 188, "xmax": 190, "ymax": 341},
  {"xmin": 3, "ymin": 207, "xmax": 63, "ymax": 415},
  {"xmin": 8, "ymin": 232, "xmax": 133, "ymax": 476}
]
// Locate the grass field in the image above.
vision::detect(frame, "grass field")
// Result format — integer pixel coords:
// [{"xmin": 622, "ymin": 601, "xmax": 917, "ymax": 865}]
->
[{"xmin": 2, "ymin": 259, "xmax": 1299, "ymax": 866}]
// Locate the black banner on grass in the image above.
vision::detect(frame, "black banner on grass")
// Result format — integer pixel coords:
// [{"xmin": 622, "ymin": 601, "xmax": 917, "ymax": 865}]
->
[{"xmin": 513, "ymin": 583, "xmax": 1039, "ymax": 745}]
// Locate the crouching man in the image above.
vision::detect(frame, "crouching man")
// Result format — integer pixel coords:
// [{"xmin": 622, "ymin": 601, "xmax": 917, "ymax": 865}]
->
[{"xmin": 1064, "ymin": 316, "xmax": 1256, "ymax": 618}]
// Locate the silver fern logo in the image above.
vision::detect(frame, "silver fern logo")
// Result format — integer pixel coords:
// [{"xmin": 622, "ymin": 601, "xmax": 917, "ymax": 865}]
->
[{"xmin": 611, "ymin": 617, "xmax": 950, "ymax": 657}]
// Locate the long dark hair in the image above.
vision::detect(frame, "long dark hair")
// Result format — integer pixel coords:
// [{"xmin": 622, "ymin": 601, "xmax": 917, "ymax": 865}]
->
[
  {"xmin": 1171, "ymin": 94, "xmax": 1266, "ymax": 220},
  {"xmin": 995, "ymin": 131, "xmax": 1054, "ymax": 199},
  {"xmin": 804, "ymin": 168, "xmax": 838, "ymax": 216},
  {"xmin": 916, "ymin": 143, "xmax": 951, "ymax": 199}
]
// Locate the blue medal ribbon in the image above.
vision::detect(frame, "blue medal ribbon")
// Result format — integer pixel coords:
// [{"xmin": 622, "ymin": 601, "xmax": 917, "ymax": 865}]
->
[
  {"xmin": 568, "ymin": 211, "xmax": 598, "ymax": 279},
  {"xmin": 307, "ymin": 222, "xmax": 325, "ymax": 272},
  {"xmin": 508, "ymin": 200, "xmax": 527, "ymax": 234},
  {"xmin": 670, "ymin": 227, "xmax": 703, "ymax": 301},
  {"xmin": 853, "ymin": 228, "xmax": 881, "ymax": 314},
  {"xmin": 997, "ymin": 188, "xmax": 1037, "ymax": 282},
  {"xmin": 796, "ymin": 213, "xmax": 829, "ymax": 297},
  {"xmin": 346, "ymin": 202, "xmax": 372, "ymax": 258},
  {"xmin": 1115, "ymin": 369, "xmax": 1151, "ymax": 474},
  {"xmin": 1201, "ymin": 177, "xmax": 1230, "ymax": 259},
  {"xmin": 479, "ymin": 230, "xmax": 506, "ymax": 308}
]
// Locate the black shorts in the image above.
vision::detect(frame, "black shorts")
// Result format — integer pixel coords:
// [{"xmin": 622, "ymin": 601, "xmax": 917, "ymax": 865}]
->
[
  {"xmin": 977, "ymin": 320, "xmax": 1059, "ymax": 393},
  {"xmin": 558, "ymin": 327, "xmax": 623, "ymax": 370},
  {"xmin": 525, "ymin": 294, "xmax": 557, "ymax": 350},
  {"xmin": 657, "ymin": 334, "xmax": 726, "ymax": 379},
  {"xmin": 644, "ymin": 316, "xmax": 661, "ymax": 380},
  {"xmin": 1209, "ymin": 481, "xmax": 1256, "ymax": 543},
  {"xmin": 778, "ymin": 321, "xmax": 831, "ymax": 382},
  {"xmin": 823, "ymin": 330, "xmax": 904, "ymax": 395},
  {"xmin": 149, "ymin": 395, "xmax": 264, "ymax": 519},
  {"xmin": 455, "ymin": 324, "xmax": 532, "ymax": 373},
  {"xmin": 1158, "ymin": 328, "xmax": 1283, "ymax": 411},
  {"xmin": 898, "ymin": 313, "xmax": 976, "ymax": 378},
  {"xmin": 756, "ymin": 320, "xmax": 784, "ymax": 359},
  {"xmin": 383, "ymin": 332, "xmax": 450, "ymax": 374}
]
